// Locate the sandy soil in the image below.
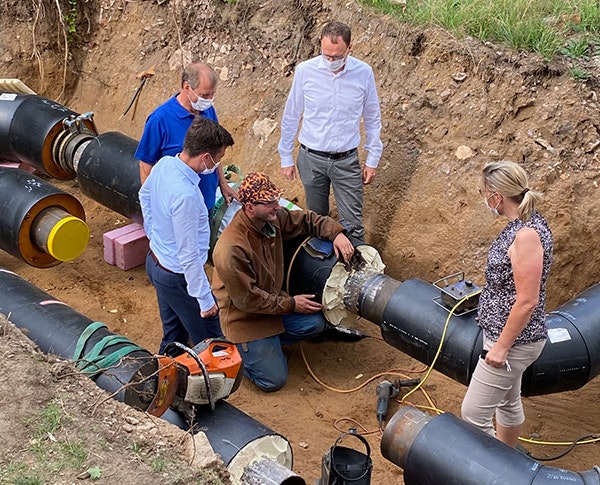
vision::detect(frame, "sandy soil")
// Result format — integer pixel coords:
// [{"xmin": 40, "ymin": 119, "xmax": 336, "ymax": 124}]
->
[{"xmin": 2, "ymin": 0, "xmax": 600, "ymax": 483}]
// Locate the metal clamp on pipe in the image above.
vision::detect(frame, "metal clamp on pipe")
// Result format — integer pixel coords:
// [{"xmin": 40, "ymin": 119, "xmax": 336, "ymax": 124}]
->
[
  {"xmin": 0, "ymin": 94, "xmax": 97, "ymax": 179},
  {"xmin": 54, "ymin": 112, "xmax": 98, "ymax": 175}
]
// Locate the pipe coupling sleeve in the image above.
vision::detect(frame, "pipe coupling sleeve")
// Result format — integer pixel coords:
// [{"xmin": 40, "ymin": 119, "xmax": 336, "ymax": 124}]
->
[
  {"xmin": 322, "ymin": 244, "xmax": 385, "ymax": 325},
  {"xmin": 344, "ymin": 270, "xmax": 401, "ymax": 324},
  {"xmin": 380, "ymin": 405, "xmax": 432, "ymax": 470}
]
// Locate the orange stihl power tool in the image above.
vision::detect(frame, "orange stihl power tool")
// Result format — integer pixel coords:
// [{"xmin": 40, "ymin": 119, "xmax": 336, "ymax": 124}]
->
[{"xmin": 142, "ymin": 338, "xmax": 243, "ymax": 419}]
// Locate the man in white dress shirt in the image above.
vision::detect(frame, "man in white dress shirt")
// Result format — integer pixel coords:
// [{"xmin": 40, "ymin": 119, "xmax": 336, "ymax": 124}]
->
[{"xmin": 278, "ymin": 21, "xmax": 383, "ymax": 244}]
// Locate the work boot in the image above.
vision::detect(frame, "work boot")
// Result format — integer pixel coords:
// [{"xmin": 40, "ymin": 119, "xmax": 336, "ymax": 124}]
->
[{"xmin": 312, "ymin": 322, "xmax": 366, "ymax": 343}]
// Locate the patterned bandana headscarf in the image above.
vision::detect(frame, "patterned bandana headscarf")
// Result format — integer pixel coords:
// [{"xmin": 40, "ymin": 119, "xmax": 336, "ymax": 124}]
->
[{"xmin": 238, "ymin": 172, "xmax": 284, "ymax": 204}]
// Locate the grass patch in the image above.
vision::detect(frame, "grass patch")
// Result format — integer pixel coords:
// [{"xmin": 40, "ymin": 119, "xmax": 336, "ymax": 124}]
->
[
  {"xmin": 30, "ymin": 399, "xmax": 66, "ymax": 437},
  {"xmin": 0, "ymin": 400, "xmax": 89, "ymax": 483},
  {"xmin": 361, "ymin": 0, "xmax": 600, "ymax": 61},
  {"xmin": 569, "ymin": 65, "xmax": 591, "ymax": 81},
  {"xmin": 0, "ymin": 461, "xmax": 43, "ymax": 485}
]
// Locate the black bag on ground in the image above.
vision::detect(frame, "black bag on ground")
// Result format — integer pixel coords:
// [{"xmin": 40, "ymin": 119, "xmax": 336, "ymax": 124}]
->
[{"xmin": 319, "ymin": 430, "xmax": 372, "ymax": 484}]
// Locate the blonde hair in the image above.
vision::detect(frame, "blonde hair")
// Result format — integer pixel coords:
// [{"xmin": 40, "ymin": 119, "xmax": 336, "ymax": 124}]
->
[{"xmin": 481, "ymin": 160, "xmax": 541, "ymax": 221}]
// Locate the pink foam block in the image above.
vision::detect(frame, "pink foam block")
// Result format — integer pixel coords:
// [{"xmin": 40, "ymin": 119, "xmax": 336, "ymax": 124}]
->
[
  {"xmin": 114, "ymin": 227, "xmax": 149, "ymax": 271},
  {"xmin": 103, "ymin": 223, "xmax": 144, "ymax": 265}
]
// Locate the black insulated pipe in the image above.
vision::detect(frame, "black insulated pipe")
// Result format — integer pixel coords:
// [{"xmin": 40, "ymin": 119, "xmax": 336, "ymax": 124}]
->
[
  {"xmin": 0, "ymin": 267, "xmax": 156, "ymax": 407},
  {"xmin": 284, "ymin": 240, "xmax": 600, "ymax": 396},
  {"xmin": 75, "ymin": 132, "xmax": 143, "ymax": 224},
  {"xmin": 163, "ymin": 403, "xmax": 303, "ymax": 484},
  {"xmin": 381, "ymin": 406, "xmax": 600, "ymax": 485},
  {"xmin": 0, "ymin": 167, "xmax": 88, "ymax": 267},
  {"xmin": 0, "ymin": 93, "xmax": 96, "ymax": 179},
  {"xmin": 0, "ymin": 94, "xmax": 143, "ymax": 224},
  {"xmin": 0, "ymin": 267, "xmax": 301, "ymax": 484},
  {"xmin": 356, "ymin": 276, "xmax": 600, "ymax": 397},
  {"xmin": 357, "ymin": 276, "xmax": 483, "ymax": 385}
]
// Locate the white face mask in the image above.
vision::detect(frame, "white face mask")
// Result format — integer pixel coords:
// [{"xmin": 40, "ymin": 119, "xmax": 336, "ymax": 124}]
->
[
  {"xmin": 484, "ymin": 194, "xmax": 500, "ymax": 216},
  {"xmin": 189, "ymin": 93, "xmax": 214, "ymax": 112},
  {"xmin": 200, "ymin": 154, "xmax": 220, "ymax": 175},
  {"xmin": 322, "ymin": 55, "xmax": 346, "ymax": 72}
]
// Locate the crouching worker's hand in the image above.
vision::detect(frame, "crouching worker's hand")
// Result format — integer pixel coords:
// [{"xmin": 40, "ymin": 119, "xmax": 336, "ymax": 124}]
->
[
  {"xmin": 293, "ymin": 294, "xmax": 323, "ymax": 314},
  {"xmin": 333, "ymin": 233, "xmax": 354, "ymax": 263}
]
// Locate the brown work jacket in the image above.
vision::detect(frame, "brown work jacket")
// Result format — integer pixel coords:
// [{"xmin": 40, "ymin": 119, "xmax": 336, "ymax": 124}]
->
[{"xmin": 211, "ymin": 208, "xmax": 344, "ymax": 343}]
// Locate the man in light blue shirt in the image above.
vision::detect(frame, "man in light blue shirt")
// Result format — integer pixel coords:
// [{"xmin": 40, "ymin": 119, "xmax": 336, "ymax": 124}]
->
[
  {"xmin": 140, "ymin": 117, "xmax": 234, "ymax": 355},
  {"xmin": 278, "ymin": 21, "xmax": 383, "ymax": 244}
]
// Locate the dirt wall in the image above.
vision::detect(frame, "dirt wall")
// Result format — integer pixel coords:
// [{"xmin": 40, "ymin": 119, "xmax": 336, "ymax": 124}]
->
[{"xmin": 2, "ymin": 1, "xmax": 600, "ymax": 483}]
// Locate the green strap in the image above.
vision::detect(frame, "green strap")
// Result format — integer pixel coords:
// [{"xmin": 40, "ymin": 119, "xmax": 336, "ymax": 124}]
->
[
  {"xmin": 74, "ymin": 322, "xmax": 145, "ymax": 377},
  {"xmin": 77, "ymin": 335, "xmax": 135, "ymax": 369},
  {"xmin": 73, "ymin": 321, "xmax": 107, "ymax": 361},
  {"xmin": 77, "ymin": 343, "xmax": 145, "ymax": 377}
]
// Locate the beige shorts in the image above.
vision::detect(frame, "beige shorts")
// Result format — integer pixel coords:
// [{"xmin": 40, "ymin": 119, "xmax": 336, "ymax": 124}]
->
[{"xmin": 461, "ymin": 336, "xmax": 546, "ymax": 435}]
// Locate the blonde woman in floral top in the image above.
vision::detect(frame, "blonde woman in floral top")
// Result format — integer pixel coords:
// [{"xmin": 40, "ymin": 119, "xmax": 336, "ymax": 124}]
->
[{"xmin": 461, "ymin": 161, "xmax": 553, "ymax": 447}]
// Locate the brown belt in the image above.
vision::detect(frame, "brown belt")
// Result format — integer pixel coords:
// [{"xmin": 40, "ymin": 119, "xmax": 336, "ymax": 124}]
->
[{"xmin": 149, "ymin": 250, "xmax": 180, "ymax": 274}]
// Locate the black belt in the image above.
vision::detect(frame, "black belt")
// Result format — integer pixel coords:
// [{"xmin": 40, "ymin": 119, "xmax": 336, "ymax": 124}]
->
[
  {"xmin": 301, "ymin": 144, "xmax": 357, "ymax": 160},
  {"xmin": 149, "ymin": 250, "xmax": 180, "ymax": 274}
]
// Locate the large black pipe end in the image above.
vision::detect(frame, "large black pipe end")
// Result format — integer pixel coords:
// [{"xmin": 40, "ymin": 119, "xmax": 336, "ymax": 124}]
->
[
  {"xmin": 381, "ymin": 406, "xmax": 598, "ymax": 485},
  {"xmin": 0, "ymin": 94, "xmax": 95, "ymax": 179},
  {"xmin": 0, "ymin": 167, "xmax": 87, "ymax": 267}
]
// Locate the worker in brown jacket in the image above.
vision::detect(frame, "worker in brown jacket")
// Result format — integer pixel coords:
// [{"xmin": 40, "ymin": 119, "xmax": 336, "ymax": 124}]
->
[{"xmin": 211, "ymin": 172, "xmax": 354, "ymax": 391}]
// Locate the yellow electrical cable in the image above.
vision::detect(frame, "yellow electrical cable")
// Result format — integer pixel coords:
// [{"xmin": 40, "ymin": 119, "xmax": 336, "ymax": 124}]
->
[
  {"xmin": 519, "ymin": 436, "xmax": 600, "ymax": 447},
  {"xmin": 300, "ymin": 342, "xmax": 425, "ymax": 394},
  {"xmin": 300, "ymin": 341, "xmax": 440, "ymax": 433},
  {"xmin": 285, "ymin": 236, "xmax": 312, "ymax": 294},
  {"xmin": 400, "ymin": 290, "xmax": 481, "ymax": 404},
  {"xmin": 300, "ymin": 284, "xmax": 599, "ymax": 454}
]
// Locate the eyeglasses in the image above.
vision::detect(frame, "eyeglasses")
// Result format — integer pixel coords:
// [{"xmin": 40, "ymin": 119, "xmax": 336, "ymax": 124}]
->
[
  {"xmin": 321, "ymin": 49, "xmax": 348, "ymax": 62},
  {"xmin": 186, "ymin": 82, "xmax": 214, "ymax": 100},
  {"xmin": 193, "ymin": 90, "xmax": 214, "ymax": 101},
  {"xmin": 253, "ymin": 200, "xmax": 280, "ymax": 208}
]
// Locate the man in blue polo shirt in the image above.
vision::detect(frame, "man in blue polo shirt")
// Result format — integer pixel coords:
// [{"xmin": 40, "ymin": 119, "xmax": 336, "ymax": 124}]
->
[{"xmin": 135, "ymin": 62, "xmax": 237, "ymax": 214}]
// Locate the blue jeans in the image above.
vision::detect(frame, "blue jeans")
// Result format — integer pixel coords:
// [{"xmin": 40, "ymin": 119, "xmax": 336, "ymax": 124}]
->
[
  {"xmin": 146, "ymin": 253, "xmax": 222, "ymax": 356},
  {"xmin": 237, "ymin": 312, "xmax": 326, "ymax": 392}
]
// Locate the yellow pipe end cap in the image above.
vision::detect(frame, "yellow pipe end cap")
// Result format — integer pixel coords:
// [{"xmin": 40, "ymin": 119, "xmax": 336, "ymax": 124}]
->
[{"xmin": 47, "ymin": 216, "xmax": 90, "ymax": 262}]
